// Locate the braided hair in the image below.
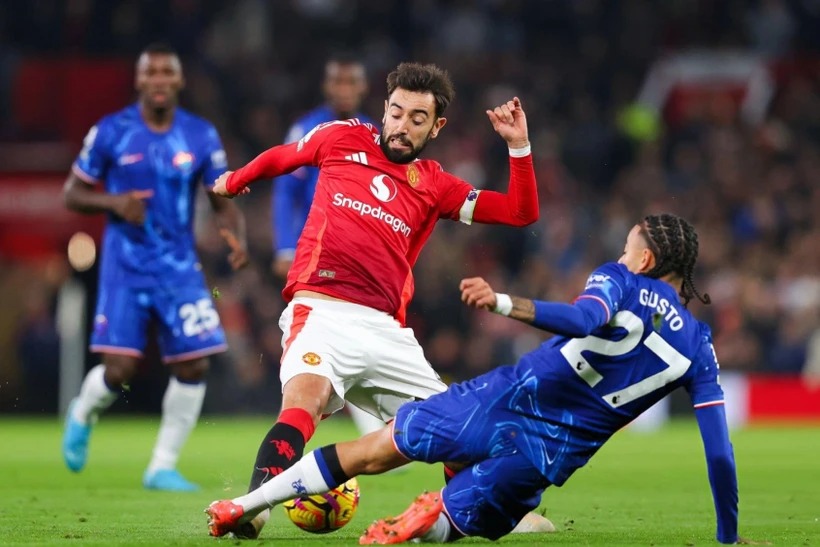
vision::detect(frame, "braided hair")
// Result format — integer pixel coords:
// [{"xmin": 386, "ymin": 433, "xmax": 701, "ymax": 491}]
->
[{"xmin": 639, "ymin": 213, "xmax": 711, "ymax": 307}]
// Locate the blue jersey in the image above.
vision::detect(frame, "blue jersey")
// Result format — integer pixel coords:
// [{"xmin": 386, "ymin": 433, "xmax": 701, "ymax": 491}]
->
[
  {"xmin": 271, "ymin": 105, "xmax": 374, "ymax": 257},
  {"xmin": 72, "ymin": 104, "xmax": 228, "ymax": 287},
  {"xmin": 394, "ymin": 262, "xmax": 737, "ymax": 542},
  {"xmin": 493, "ymin": 263, "xmax": 723, "ymax": 478}
]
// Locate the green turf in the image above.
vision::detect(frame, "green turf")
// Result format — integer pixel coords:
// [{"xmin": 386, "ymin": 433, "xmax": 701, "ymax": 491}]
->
[{"xmin": 0, "ymin": 415, "xmax": 817, "ymax": 545}]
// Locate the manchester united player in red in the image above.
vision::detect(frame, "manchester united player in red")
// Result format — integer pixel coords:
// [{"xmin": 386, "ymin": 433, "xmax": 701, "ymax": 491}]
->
[{"xmin": 212, "ymin": 62, "xmax": 545, "ymax": 537}]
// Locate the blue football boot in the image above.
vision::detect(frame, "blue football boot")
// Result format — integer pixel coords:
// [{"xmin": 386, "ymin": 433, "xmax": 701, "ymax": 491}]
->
[{"xmin": 62, "ymin": 398, "xmax": 92, "ymax": 472}]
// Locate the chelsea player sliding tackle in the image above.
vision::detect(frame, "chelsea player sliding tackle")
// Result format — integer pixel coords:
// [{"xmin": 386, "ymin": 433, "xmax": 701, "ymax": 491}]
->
[{"xmin": 207, "ymin": 213, "xmax": 767, "ymax": 544}]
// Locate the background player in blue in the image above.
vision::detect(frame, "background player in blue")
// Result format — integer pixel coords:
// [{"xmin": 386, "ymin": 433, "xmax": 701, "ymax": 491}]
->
[
  {"xmin": 206, "ymin": 213, "xmax": 764, "ymax": 544},
  {"xmin": 270, "ymin": 53, "xmax": 370, "ymax": 279},
  {"xmin": 62, "ymin": 43, "xmax": 248, "ymax": 492}
]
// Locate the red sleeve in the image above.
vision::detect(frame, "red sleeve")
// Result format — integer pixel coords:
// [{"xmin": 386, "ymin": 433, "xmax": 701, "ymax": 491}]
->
[
  {"xmin": 472, "ymin": 154, "xmax": 539, "ymax": 226},
  {"xmin": 226, "ymin": 120, "xmax": 346, "ymax": 194}
]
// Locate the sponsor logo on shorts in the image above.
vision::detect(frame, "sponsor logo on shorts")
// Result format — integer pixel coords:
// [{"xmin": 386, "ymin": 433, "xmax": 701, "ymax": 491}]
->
[{"xmin": 302, "ymin": 352, "xmax": 322, "ymax": 366}]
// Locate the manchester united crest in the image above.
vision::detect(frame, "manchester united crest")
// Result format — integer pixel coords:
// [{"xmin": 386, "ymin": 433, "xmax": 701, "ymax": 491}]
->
[
  {"xmin": 406, "ymin": 163, "xmax": 420, "ymax": 188},
  {"xmin": 302, "ymin": 352, "xmax": 322, "ymax": 366}
]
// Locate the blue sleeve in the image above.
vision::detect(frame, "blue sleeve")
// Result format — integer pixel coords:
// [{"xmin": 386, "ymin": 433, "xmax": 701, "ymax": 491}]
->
[
  {"xmin": 532, "ymin": 298, "xmax": 609, "ymax": 337},
  {"xmin": 530, "ymin": 262, "xmax": 628, "ymax": 335},
  {"xmin": 694, "ymin": 404, "xmax": 739, "ymax": 544},
  {"xmin": 686, "ymin": 330, "xmax": 738, "ymax": 544},
  {"xmin": 271, "ymin": 121, "xmax": 310, "ymax": 255},
  {"xmin": 685, "ymin": 329, "xmax": 726, "ymax": 407},
  {"xmin": 72, "ymin": 120, "xmax": 114, "ymax": 183},
  {"xmin": 200, "ymin": 124, "xmax": 228, "ymax": 188}
]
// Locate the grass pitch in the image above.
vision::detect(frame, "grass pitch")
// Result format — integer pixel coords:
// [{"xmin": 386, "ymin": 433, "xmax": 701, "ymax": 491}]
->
[{"xmin": 0, "ymin": 414, "xmax": 817, "ymax": 546}]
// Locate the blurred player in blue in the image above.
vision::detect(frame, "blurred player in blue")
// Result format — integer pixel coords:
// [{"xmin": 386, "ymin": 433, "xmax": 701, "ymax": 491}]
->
[
  {"xmin": 270, "ymin": 53, "xmax": 370, "ymax": 279},
  {"xmin": 62, "ymin": 43, "xmax": 248, "ymax": 492},
  {"xmin": 268, "ymin": 54, "xmax": 386, "ymax": 448},
  {"xmin": 207, "ymin": 213, "xmax": 756, "ymax": 544}
]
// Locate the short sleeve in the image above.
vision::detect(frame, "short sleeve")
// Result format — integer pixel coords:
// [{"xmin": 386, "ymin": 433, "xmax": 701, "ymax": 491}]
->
[
  {"xmin": 72, "ymin": 121, "xmax": 113, "ymax": 184},
  {"xmin": 201, "ymin": 125, "xmax": 228, "ymax": 189}
]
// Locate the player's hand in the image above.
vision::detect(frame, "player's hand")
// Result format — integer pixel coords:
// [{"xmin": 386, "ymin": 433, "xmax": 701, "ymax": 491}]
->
[
  {"xmin": 459, "ymin": 277, "xmax": 498, "ymax": 311},
  {"xmin": 213, "ymin": 171, "xmax": 250, "ymax": 198},
  {"xmin": 219, "ymin": 228, "xmax": 249, "ymax": 270},
  {"xmin": 112, "ymin": 189, "xmax": 153, "ymax": 224},
  {"xmin": 486, "ymin": 97, "xmax": 529, "ymax": 150},
  {"xmin": 271, "ymin": 256, "xmax": 293, "ymax": 280}
]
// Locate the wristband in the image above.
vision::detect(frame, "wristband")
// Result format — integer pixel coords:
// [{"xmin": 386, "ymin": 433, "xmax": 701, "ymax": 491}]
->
[
  {"xmin": 508, "ymin": 145, "xmax": 531, "ymax": 157},
  {"xmin": 493, "ymin": 293, "xmax": 513, "ymax": 316}
]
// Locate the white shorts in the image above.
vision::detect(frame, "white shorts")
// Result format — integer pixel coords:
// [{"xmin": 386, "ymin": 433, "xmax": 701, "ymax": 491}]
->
[{"xmin": 278, "ymin": 297, "xmax": 447, "ymax": 421}]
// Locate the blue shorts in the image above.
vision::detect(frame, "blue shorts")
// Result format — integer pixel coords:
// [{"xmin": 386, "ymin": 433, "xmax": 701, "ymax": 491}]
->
[
  {"xmin": 443, "ymin": 454, "xmax": 550, "ymax": 539},
  {"xmin": 393, "ymin": 387, "xmax": 551, "ymax": 539},
  {"xmin": 90, "ymin": 278, "xmax": 227, "ymax": 363}
]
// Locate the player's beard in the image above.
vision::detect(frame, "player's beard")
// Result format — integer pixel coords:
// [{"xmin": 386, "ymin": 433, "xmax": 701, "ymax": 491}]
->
[{"xmin": 379, "ymin": 129, "xmax": 432, "ymax": 164}]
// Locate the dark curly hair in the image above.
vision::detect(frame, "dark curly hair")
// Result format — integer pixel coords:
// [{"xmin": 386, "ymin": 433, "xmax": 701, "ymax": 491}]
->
[
  {"xmin": 386, "ymin": 63, "xmax": 455, "ymax": 118},
  {"xmin": 639, "ymin": 213, "xmax": 711, "ymax": 307}
]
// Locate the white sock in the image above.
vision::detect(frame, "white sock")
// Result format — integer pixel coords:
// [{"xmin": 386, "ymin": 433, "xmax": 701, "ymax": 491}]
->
[
  {"xmin": 421, "ymin": 513, "xmax": 452, "ymax": 543},
  {"xmin": 233, "ymin": 450, "xmax": 332, "ymax": 514},
  {"xmin": 72, "ymin": 364, "xmax": 118, "ymax": 425},
  {"xmin": 146, "ymin": 378, "xmax": 205, "ymax": 474}
]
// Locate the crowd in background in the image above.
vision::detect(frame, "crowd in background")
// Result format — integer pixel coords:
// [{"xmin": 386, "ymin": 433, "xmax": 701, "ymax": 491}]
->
[{"xmin": 2, "ymin": 0, "xmax": 819, "ymax": 413}]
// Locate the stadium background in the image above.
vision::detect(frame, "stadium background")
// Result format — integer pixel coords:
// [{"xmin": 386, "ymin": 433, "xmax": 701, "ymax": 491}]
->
[{"xmin": 0, "ymin": 1, "xmax": 817, "ymax": 424}]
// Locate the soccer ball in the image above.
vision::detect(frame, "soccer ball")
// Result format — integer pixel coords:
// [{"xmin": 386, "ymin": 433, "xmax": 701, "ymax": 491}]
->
[{"xmin": 282, "ymin": 478, "xmax": 360, "ymax": 534}]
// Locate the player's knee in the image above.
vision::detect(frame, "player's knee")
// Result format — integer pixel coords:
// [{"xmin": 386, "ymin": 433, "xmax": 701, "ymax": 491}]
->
[
  {"xmin": 102, "ymin": 357, "xmax": 139, "ymax": 387},
  {"xmin": 171, "ymin": 358, "xmax": 209, "ymax": 383},
  {"xmin": 281, "ymin": 375, "xmax": 333, "ymax": 418}
]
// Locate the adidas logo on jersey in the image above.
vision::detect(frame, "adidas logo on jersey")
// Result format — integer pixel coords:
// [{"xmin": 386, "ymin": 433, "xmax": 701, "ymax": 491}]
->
[{"xmin": 344, "ymin": 152, "xmax": 369, "ymax": 165}]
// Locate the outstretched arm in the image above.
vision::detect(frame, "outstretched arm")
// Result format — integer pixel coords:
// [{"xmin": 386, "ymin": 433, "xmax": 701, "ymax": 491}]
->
[
  {"xmin": 471, "ymin": 97, "xmax": 539, "ymax": 227},
  {"xmin": 694, "ymin": 404, "xmax": 739, "ymax": 544},
  {"xmin": 214, "ymin": 120, "xmax": 349, "ymax": 197},
  {"xmin": 459, "ymin": 277, "xmax": 609, "ymax": 337},
  {"xmin": 212, "ymin": 142, "xmax": 307, "ymax": 198}
]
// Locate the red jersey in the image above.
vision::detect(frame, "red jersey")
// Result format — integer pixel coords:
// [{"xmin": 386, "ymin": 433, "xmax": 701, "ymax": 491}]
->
[{"xmin": 227, "ymin": 118, "xmax": 538, "ymax": 324}]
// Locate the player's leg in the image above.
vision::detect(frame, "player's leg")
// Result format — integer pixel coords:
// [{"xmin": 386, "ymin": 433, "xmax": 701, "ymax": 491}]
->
[
  {"xmin": 207, "ymin": 370, "xmax": 510, "ymax": 536},
  {"xmin": 236, "ymin": 299, "xmax": 360, "ymax": 537},
  {"xmin": 379, "ymin": 361, "xmax": 555, "ymax": 535},
  {"xmin": 246, "ymin": 373, "xmax": 331, "ymax": 489},
  {"xmin": 145, "ymin": 282, "xmax": 227, "ymax": 491},
  {"xmin": 142, "ymin": 357, "xmax": 208, "ymax": 491},
  {"xmin": 63, "ymin": 353, "xmax": 141, "ymax": 472},
  {"xmin": 63, "ymin": 284, "xmax": 148, "ymax": 472},
  {"xmin": 225, "ymin": 372, "xmax": 331, "ymax": 538},
  {"xmin": 361, "ymin": 452, "xmax": 551, "ymax": 543},
  {"xmin": 206, "ymin": 425, "xmax": 408, "ymax": 537}
]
